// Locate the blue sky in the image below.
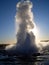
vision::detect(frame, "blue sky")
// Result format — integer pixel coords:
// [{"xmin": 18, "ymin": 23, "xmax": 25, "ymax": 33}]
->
[{"xmin": 0, "ymin": 0, "xmax": 49, "ymax": 44}]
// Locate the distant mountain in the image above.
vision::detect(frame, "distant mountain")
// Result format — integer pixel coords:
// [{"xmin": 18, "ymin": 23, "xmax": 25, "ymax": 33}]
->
[
  {"xmin": 40, "ymin": 40, "xmax": 49, "ymax": 42},
  {"xmin": 0, "ymin": 44, "xmax": 9, "ymax": 50}
]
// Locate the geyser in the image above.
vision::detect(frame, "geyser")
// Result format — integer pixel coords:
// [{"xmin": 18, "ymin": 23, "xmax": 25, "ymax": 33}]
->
[{"xmin": 6, "ymin": 0, "xmax": 38, "ymax": 55}]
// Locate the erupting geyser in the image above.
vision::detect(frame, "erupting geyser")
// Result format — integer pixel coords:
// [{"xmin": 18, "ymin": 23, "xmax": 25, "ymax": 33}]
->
[{"xmin": 6, "ymin": 0, "xmax": 38, "ymax": 55}]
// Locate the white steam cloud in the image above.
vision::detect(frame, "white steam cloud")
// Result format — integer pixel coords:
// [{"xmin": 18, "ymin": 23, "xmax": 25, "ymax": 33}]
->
[
  {"xmin": 6, "ymin": 0, "xmax": 38, "ymax": 54},
  {"xmin": 16, "ymin": 0, "xmax": 35, "ymax": 45}
]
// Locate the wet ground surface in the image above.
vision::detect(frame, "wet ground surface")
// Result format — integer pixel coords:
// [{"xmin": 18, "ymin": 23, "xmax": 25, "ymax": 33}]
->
[{"xmin": 0, "ymin": 53, "xmax": 49, "ymax": 65}]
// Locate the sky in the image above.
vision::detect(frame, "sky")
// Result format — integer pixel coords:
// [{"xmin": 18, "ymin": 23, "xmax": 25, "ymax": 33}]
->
[{"xmin": 0, "ymin": 0, "xmax": 49, "ymax": 44}]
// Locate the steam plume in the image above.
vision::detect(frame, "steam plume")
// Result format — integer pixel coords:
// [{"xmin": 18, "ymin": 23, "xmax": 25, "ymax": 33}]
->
[
  {"xmin": 6, "ymin": 0, "xmax": 38, "ymax": 54},
  {"xmin": 16, "ymin": 0, "xmax": 35, "ymax": 45}
]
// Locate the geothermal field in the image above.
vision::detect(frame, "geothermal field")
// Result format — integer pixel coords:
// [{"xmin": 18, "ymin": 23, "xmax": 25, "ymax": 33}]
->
[{"xmin": 0, "ymin": 0, "xmax": 49, "ymax": 65}]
